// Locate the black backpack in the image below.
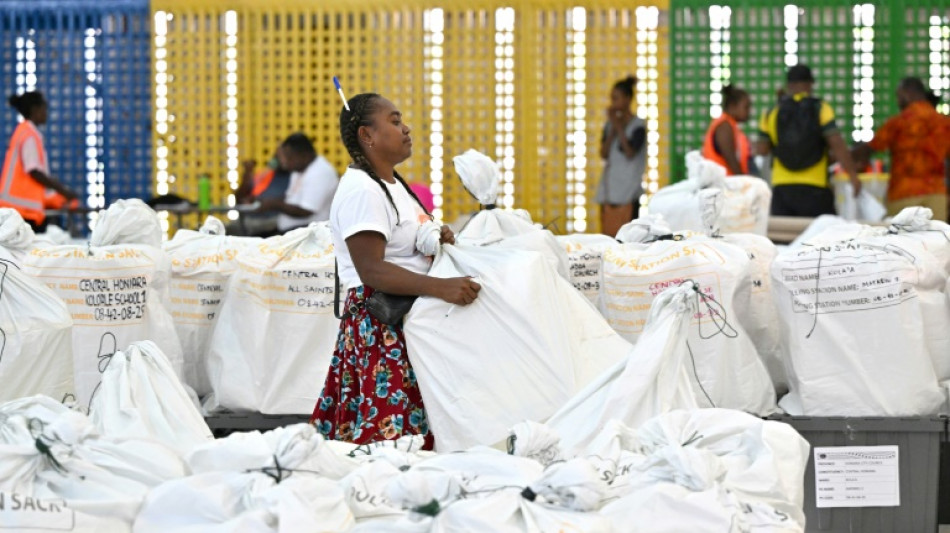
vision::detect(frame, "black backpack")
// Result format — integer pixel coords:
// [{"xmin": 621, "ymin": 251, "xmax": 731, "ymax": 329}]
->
[{"xmin": 774, "ymin": 96, "xmax": 825, "ymax": 171}]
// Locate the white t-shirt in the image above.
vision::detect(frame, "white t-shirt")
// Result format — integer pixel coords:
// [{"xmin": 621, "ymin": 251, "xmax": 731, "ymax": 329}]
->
[
  {"xmin": 331, "ymin": 167, "xmax": 432, "ymax": 289},
  {"xmin": 20, "ymin": 121, "xmax": 48, "ymax": 174},
  {"xmin": 277, "ymin": 155, "xmax": 339, "ymax": 231}
]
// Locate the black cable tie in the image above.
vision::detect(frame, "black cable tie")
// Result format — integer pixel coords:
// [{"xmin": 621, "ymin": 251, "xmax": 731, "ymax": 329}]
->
[{"xmin": 412, "ymin": 499, "xmax": 441, "ymax": 517}]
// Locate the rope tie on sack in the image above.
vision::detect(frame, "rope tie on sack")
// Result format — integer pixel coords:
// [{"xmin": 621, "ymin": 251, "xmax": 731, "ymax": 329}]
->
[
  {"xmin": 0, "ymin": 258, "xmax": 13, "ymax": 364},
  {"xmin": 28, "ymin": 418, "xmax": 67, "ymax": 474},
  {"xmin": 86, "ymin": 332, "xmax": 117, "ymax": 412}
]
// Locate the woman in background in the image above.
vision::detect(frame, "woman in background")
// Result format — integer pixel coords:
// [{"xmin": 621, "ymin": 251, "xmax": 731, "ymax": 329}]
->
[
  {"xmin": 703, "ymin": 84, "xmax": 752, "ymax": 176},
  {"xmin": 595, "ymin": 76, "xmax": 646, "ymax": 238},
  {"xmin": 1, "ymin": 91, "xmax": 78, "ymax": 232}
]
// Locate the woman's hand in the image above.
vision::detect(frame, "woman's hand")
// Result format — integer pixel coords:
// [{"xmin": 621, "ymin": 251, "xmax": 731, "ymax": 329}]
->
[
  {"xmin": 606, "ymin": 107, "xmax": 624, "ymax": 131},
  {"xmin": 439, "ymin": 225, "xmax": 455, "ymax": 245},
  {"xmin": 434, "ymin": 277, "xmax": 481, "ymax": 305}
]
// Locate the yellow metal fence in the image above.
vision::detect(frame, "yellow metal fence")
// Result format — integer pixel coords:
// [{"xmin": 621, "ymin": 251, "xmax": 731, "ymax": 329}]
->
[{"xmin": 152, "ymin": 0, "xmax": 670, "ymax": 234}]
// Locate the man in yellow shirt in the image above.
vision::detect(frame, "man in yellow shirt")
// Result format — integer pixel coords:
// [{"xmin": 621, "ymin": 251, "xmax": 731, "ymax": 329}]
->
[{"xmin": 756, "ymin": 64, "xmax": 861, "ymax": 217}]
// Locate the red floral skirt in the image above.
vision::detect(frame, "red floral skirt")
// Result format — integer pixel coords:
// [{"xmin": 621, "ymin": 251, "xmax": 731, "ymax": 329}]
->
[{"xmin": 311, "ymin": 285, "xmax": 433, "ymax": 449}]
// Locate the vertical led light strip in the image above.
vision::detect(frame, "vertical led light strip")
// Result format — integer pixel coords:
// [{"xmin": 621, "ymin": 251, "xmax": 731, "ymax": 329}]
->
[
  {"xmin": 636, "ymin": 6, "xmax": 660, "ymax": 199},
  {"xmin": 566, "ymin": 7, "xmax": 587, "ymax": 233},
  {"xmin": 930, "ymin": 15, "xmax": 950, "ymax": 115},
  {"xmin": 494, "ymin": 7, "xmax": 516, "ymax": 209},
  {"xmin": 852, "ymin": 4, "xmax": 875, "ymax": 142},
  {"xmin": 84, "ymin": 28, "xmax": 105, "ymax": 226},
  {"xmin": 424, "ymin": 8, "xmax": 445, "ymax": 222},
  {"xmin": 225, "ymin": 10, "xmax": 239, "ymax": 220},
  {"xmin": 153, "ymin": 11, "xmax": 170, "ymax": 233},
  {"xmin": 784, "ymin": 5, "xmax": 799, "ymax": 67},
  {"xmin": 15, "ymin": 33, "xmax": 37, "ymax": 95},
  {"xmin": 708, "ymin": 5, "xmax": 731, "ymax": 118}
]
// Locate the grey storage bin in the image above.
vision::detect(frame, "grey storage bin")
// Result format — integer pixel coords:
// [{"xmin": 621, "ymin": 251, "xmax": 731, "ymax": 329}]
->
[
  {"xmin": 772, "ymin": 416, "xmax": 944, "ymax": 533},
  {"xmin": 205, "ymin": 413, "xmax": 311, "ymax": 437}
]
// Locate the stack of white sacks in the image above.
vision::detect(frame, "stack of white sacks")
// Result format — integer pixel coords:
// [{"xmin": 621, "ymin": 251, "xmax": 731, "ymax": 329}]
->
[
  {"xmin": 10, "ymin": 149, "xmax": 950, "ymax": 530},
  {"xmin": 21, "ymin": 199, "xmax": 185, "ymax": 408},
  {"xmin": 648, "ymin": 150, "xmax": 772, "ymax": 236},
  {"xmin": 0, "ymin": 279, "xmax": 809, "ymax": 532},
  {"xmin": 597, "ymin": 203, "xmax": 778, "ymax": 415}
]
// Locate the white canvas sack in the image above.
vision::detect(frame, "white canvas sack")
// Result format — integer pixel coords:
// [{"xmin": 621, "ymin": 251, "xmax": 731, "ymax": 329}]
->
[
  {"xmin": 133, "ymin": 471, "xmax": 354, "ymax": 533},
  {"xmin": 0, "ymin": 257, "xmax": 73, "ymax": 403},
  {"xmin": 0, "ymin": 407, "xmax": 186, "ymax": 525},
  {"xmin": 546, "ymin": 283, "xmax": 698, "ymax": 455},
  {"xmin": 648, "ymin": 151, "xmax": 771, "ymax": 236},
  {"xmin": 164, "ymin": 217, "xmax": 260, "ymax": 395},
  {"xmin": 453, "ymin": 149, "xmax": 570, "ymax": 280},
  {"xmin": 597, "ymin": 409, "xmax": 809, "ymax": 532},
  {"xmin": 835, "ymin": 182, "xmax": 887, "ymax": 222},
  {"xmin": 89, "ymin": 199, "xmax": 164, "ymax": 250},
  {"xmin": 0, "ymin": 208, "xmax": 35, "ymax": 265},
  {"xmin": 404, "ymin": 243, "xmax": 629, "ymax": 451},
  {"xmin": 135, "ymin": 423, "xmax": 354, "ymax": 533},
  {"xmin": 0, "ymin": 492, "xmax": 131, "ymax": 533},
  {"xmin": 601, "ymin": 222, "xmax": 776, "ymax": 415},
  {"xmin": 89, "ymin": 340, "xmax": 213, "ymax": 457},
  {"xmin": 205, "ymin": 223, "xmax": 337, "ymax": 414},
  {"xmin": 772, "ymin": 241, "xmax": 946, "ymax": 415}
]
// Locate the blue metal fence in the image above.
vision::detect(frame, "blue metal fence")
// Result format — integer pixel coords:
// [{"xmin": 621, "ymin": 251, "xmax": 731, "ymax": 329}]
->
[{"xmin": 0, "ymin": 0, "xmax": 151, "ymax": 221}]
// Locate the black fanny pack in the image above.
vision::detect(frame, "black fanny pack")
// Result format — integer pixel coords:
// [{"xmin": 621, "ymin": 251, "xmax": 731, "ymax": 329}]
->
[{"xmin": 334, "ymin": 262, "xmax": 417, "ymax": 325}]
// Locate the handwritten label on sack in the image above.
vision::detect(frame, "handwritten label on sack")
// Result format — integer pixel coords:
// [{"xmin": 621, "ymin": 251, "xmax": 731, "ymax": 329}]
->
[
  {"xmin": 779, "ymin": 247, "xmax": 917, "ymax": 315},
  {"xmin": 34, "ymin": 275, "xmax": 149, "ymax": 326},
  {"xmin": 0, "ymin": 493, "xmax": 74, "ymax": 530},
  {"xmin": 26, "ymin": 247, "xmax": 154, "ymax": 326},
  {"xmin": 814, "ymin": 446, "xmax": 899, "ymax": 508},
  {"xmin": 234, "ymin": 263, "xmax": 335, "ymax": 314},
  {"xmin": 170, "ymin": 277, "xmax": 226, "ymax": 324},
  {"xmin": 567, "ymin": 250, "xmax": 603, "ymax": 299}
]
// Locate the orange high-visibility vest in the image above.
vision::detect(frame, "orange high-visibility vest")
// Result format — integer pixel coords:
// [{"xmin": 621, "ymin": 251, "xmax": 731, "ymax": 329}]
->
[
  {"xmin": 251, "ymin": 169, "xmax": 275, "ymax": 198},
  {"xmin": 702, "ymin": 113, "xmax": 750, "ymax": 176},
  {"xmin": 0, "ymin": 122, "xmax": 47, "ymax": 223}
]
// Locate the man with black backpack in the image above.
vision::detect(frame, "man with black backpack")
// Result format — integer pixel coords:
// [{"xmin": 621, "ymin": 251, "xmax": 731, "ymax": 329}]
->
[{"xmin": 756, "ymin": 64, "xmax": 862, "ymax": 217}]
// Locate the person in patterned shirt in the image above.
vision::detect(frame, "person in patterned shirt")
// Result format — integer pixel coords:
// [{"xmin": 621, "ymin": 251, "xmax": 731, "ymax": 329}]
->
[{"xmin": 854, "ymin": 77, "xmax": 950, "ymax": 221}]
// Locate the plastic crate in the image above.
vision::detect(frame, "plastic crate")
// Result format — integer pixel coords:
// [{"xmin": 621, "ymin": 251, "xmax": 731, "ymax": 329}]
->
[{"xmin": 773, "ymin": 416, "xmax": 944, "ymax": 533}]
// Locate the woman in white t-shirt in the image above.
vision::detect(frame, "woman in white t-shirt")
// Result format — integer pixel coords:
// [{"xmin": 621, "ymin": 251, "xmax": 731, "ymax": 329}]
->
[{"xmin": 311, "ymin": 93, "xmax": 481, "ymax": 449}]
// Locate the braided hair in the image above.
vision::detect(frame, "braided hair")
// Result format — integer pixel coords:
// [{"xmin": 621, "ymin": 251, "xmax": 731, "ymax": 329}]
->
[{"xmin": 339, "ymin": 93, "xmax": 429, "ymax": 220}]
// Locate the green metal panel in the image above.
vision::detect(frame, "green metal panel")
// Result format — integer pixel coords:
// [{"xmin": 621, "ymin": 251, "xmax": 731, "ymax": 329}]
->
[
  {"xmin": 728, "ymin": 4, "xmax": 785, "ymax": 155},
  {"xmin": 670, "ymin": 0, "xmax": 950, "ymax": 183},
  {"xmin": 670, "ymin": 4, "xmax": 711, "ymax": 182}
]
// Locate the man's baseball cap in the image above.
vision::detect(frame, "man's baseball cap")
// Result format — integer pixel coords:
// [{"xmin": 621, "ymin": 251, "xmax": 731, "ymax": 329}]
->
[{"xmin": 787, "ymin": 64, "xmax": 815, "ymax": 83}]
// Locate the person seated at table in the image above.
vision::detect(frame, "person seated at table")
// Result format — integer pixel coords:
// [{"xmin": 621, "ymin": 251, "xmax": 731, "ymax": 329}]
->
[
  {"xmin": 256, "ymin": 133, "xmax": 338, "ymax": 235},
  {"xmin": 232, "ymin": 154, "xmax": 291, "ymax": 236}
]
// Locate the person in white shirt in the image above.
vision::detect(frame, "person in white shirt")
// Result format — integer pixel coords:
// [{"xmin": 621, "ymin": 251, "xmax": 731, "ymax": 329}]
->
[
  {"xmin": 258, "ymin": 132, "xmax": 338, "ymax": 234},
  {"xmin": 311, "ymin": 92, "xmax": 481, "ymax": 449}
]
